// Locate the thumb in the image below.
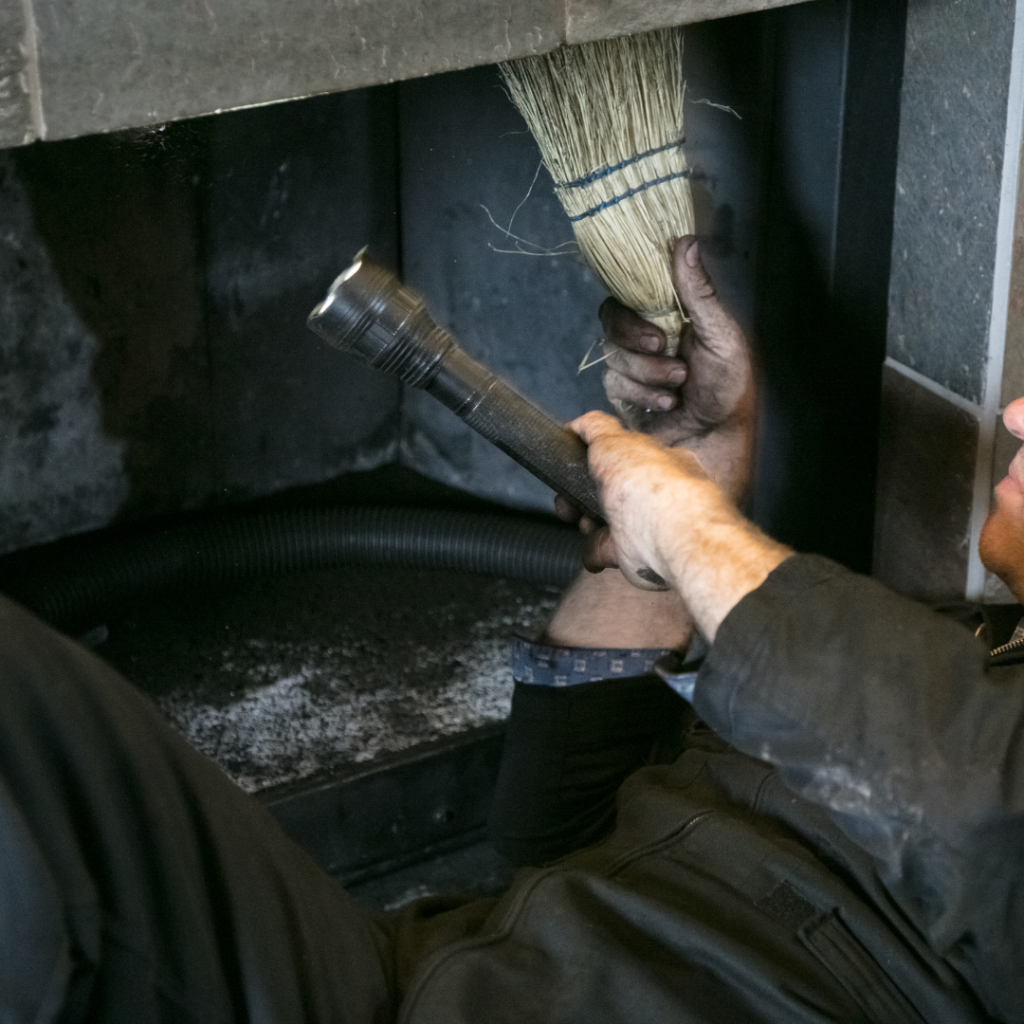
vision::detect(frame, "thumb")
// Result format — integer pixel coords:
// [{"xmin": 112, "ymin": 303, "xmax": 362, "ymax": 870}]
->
[
  {"xmin": 569, "ymin": 410, "xmax": 625, "ymax": 446},
  {"xmin": 670, "ymin": 237, "xmax": 742, "ymax": 350}
]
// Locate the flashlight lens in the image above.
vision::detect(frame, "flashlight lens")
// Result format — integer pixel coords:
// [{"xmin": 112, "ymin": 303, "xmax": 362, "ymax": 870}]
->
[
  {"xmin": 339, "ymin": 259, "xmax": 362, "ymax": 283},
  {"xmin": 311, "ymin": 291, "xmax": 336, "ymax": 317}
]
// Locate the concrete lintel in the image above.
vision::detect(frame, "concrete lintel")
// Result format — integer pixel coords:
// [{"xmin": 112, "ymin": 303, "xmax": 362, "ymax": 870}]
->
[
  {"xmin": 0, "ymin": 0, "xmax": 42, "ymax": 147},
  {"xmin": 565, "ymin": 0, "xmax": 815, "ymax": 45},
  {"xmin": 0, "ymin": 0, "xmax": 823, "ymax": 147}
]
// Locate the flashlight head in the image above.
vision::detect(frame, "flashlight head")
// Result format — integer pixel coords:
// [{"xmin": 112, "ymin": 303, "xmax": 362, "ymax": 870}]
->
[{"xmin": 307, "ymin": 253, "xmax": 450, "ymax": 388}]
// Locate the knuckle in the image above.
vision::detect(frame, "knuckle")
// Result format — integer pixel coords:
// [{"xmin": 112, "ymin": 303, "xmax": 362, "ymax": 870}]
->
[
  {"xmin": 637, "ymin": 360, "xmax": 673, "ymax": 386},
  {"xmin": 604, "ymin": 347, "xmax": 626, "ymax": 372}
]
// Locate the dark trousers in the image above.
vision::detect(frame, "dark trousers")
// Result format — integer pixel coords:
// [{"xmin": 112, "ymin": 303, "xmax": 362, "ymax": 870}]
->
[
  {"xmin": 0, "ymin": 594, "xmax": 678, "ymax": 1024},
  {"xmin": 0, "ymin": 594, "xmax": 396, "ymax": 1022}
]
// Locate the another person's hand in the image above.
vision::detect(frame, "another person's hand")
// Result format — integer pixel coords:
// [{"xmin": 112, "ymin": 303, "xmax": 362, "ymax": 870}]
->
[
  {"xmin": 600, "ymin": 236, "xmax": 755, "ymax": 503},
  {"xmin": 568, "ymin": 412, "xmax": 791, "ymax": 640}
]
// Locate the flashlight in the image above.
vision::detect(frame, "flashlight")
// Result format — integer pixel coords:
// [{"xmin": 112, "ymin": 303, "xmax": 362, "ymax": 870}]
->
[{"xmin": 307, "ymin": 254, "xmax": 603, "ymax": 522}]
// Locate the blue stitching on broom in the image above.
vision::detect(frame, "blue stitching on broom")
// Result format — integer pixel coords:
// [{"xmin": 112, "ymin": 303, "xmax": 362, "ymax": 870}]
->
[
  {"xmin": 566, "ymin": 169, "xmax": 693, "ymax": 223},
  {"xmin": 556, "ymin": 137, "xmax": 686, "ymax": 190}
]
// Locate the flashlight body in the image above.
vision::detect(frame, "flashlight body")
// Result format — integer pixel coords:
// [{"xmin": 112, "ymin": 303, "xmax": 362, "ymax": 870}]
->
[
  {"xmin": 308, "ymin": 259, "xmax": 603, "ymax": 522},
  {"xmin": 429, "ymin": 346, "xmax": 602, "ymax": 520}
]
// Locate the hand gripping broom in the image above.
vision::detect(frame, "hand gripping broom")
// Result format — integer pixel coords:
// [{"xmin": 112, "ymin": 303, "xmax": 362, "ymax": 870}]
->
[{"xmin": 499, "ymin": 28, "xmax": 694, "ymax": 356}]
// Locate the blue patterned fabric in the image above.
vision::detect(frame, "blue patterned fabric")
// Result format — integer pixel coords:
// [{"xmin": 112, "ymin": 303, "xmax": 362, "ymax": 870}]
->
[{"xmin": 511, "ymin": 635, "xmax": 672, "ymax": 687}]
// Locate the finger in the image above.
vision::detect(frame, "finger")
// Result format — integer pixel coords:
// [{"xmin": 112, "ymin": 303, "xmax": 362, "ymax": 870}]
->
[
  {"xmin": 581, "ymin": 527, "xmax": 619, "ymax": 573},
  {"xmin": 604, "ymin": 345, "xmax": 687, "ymax": 389},
  {"xmin": 670, "ymin": 237, "xmax": 746, "ymax": 356},
  {"xmin": 553, "ymin": 493, "xmax": 581, "ymax": 523},
  {"xmin": 568, "ymin": 410, "xmax": 625, "ymax": 445},
  {"xmin": 603, "ymin": 368, "xmax": 678, "ymax": 411},
  {"xmin": 599, "ymin": 297, "xmax": 667, "ymax": 355}
]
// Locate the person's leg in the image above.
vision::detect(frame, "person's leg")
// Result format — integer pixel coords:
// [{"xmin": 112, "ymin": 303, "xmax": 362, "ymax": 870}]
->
[
  {"xmin": 488, "ymin": 570, "xmax": 692, "ymax": 866},
  {"xmin": 542, "ymin": 565, "xmax": 691, "ymax": 650},
  {"xmin": 0, "ymin": 594, "xmax": 394, "ymax": 1024}
]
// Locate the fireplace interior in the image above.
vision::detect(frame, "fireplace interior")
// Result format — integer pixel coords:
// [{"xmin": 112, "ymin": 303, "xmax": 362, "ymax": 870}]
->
[{"xmin": 0, "ymin": 0, "xmax": 914, "ymax": 903}]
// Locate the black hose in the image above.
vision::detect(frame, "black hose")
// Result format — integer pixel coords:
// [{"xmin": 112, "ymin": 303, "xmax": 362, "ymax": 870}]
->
[{"xmin": 0, "ymin": 507, "xmax": 584, "ymax": 631}]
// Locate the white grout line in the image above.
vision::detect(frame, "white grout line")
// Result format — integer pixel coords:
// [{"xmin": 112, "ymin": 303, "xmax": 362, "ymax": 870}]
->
[
  {"xmin": 966, "ymin": 0, "xmax": 1024, "ymax": 600},
  {"xmin": 883, "ymin": 356, "xmax": 983, "ymax": 417},
  {"xmin": 19, "ymin": 0, "xmax": 45, "ymax": 141}
]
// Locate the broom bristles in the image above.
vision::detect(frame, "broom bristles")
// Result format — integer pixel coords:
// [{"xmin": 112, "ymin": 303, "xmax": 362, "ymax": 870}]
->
[{"xmin": 500, "ymin": 29, "xmax": 694, "ymax": 352}]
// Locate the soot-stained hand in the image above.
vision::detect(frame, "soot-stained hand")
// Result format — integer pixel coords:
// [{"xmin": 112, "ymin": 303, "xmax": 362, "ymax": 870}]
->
[{"xmin": 600, "ymin": 236, "xmax": 755, "ymax": 503}]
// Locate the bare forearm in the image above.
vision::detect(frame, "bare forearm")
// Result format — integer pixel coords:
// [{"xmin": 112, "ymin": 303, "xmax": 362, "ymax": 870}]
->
[{"xmin": 653, "ymin": 483, "xmax": 791, "ymax": 641}]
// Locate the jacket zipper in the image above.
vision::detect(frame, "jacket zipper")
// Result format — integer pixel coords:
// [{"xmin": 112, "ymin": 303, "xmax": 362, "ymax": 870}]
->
[{"xmin": 989, "ymin": 634, "xmax": 1024, "ymax": 658}]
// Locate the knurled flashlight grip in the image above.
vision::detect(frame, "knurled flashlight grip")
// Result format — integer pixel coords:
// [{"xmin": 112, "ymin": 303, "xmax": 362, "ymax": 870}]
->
[{"xmin": 307, "ymin": 255, "xmax": 603, "ymax": 522}]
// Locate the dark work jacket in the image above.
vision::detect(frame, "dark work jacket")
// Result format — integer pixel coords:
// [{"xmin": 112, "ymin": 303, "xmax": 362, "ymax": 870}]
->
[{"xmin": 398, "ymin": 556, "xmax": 1022, "ymax": 1024}]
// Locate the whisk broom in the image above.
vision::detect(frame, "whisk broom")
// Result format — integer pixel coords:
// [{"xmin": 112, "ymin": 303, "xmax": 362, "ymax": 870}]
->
[{"xmin": 499, "ymin": 28, "xmax": 694, "ymax": 355}]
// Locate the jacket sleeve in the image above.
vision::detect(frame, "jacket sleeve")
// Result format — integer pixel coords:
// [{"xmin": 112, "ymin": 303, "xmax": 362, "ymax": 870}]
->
[{"xmin": 693, "ymin": 554, "xmax": 1024, "ymax": 1024}]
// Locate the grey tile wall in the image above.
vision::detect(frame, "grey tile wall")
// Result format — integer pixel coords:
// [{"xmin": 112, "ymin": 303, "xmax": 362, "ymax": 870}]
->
[
  {"xmin": 1003, "ymin": 126, "xmax": 1024, "ymax": 405},
  {"xmin": 874, "ymin": 364, "xmax": 977, "ymax": 600},
  {"xmin": 887, "ymin": 0, "xmax": 1016, "ymax": 403}
]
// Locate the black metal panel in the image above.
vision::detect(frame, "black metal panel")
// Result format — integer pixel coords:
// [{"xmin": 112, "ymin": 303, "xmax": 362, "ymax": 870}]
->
[
  {"xmin": 396, "ymin": 21, "xmax": 775, "ymax": 513},
  {"xmin": 1, "ymin": 86, "xmax": 403, "ymax": 553},
  {"xmin": 201, "ymin": 87, "xmax": 403, "ymax": 499},
  {"xmin": 754, "ymin": 0, "xmax": 908, "ymax": 571},
  {"xmin": 397, "ymin": 63, "xmax": 611, "ymax": 513},
  {"xmin": 683, "ymin": 11, "xmax": 774, "ymax": 338},
  {"xmin": 262, "ymin": 723, "xmax": 506, "ymax": 884}
]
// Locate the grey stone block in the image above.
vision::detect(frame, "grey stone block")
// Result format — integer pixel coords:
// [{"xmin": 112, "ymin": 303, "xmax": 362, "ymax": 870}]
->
[
  {"xmin": 874, "ymin": 363, "xmax": 977, "ymax": 601},
  {"xmin": 0, "ymin": 0, "xmax": 36, "ymax": 148},
  {"xmin": 0, "ymin": 0, "xmax": 831, "ymax": 146},
  {"xmin": 31, "ymin": 0, "xmax": 561, "ymax": 143},
  {"xmin": 565, "ymin": 0, "xmax": 812, "ymax": 44},
  {"xmin": 887, "ymin": 0, "xmax": 1015, "ymax": 403}
]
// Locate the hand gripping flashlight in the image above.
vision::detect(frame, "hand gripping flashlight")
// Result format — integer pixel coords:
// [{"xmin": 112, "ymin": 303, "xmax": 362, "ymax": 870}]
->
[{"xmin": 307, "ymin": 254, "xmax": 603, "ymax": 522}]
